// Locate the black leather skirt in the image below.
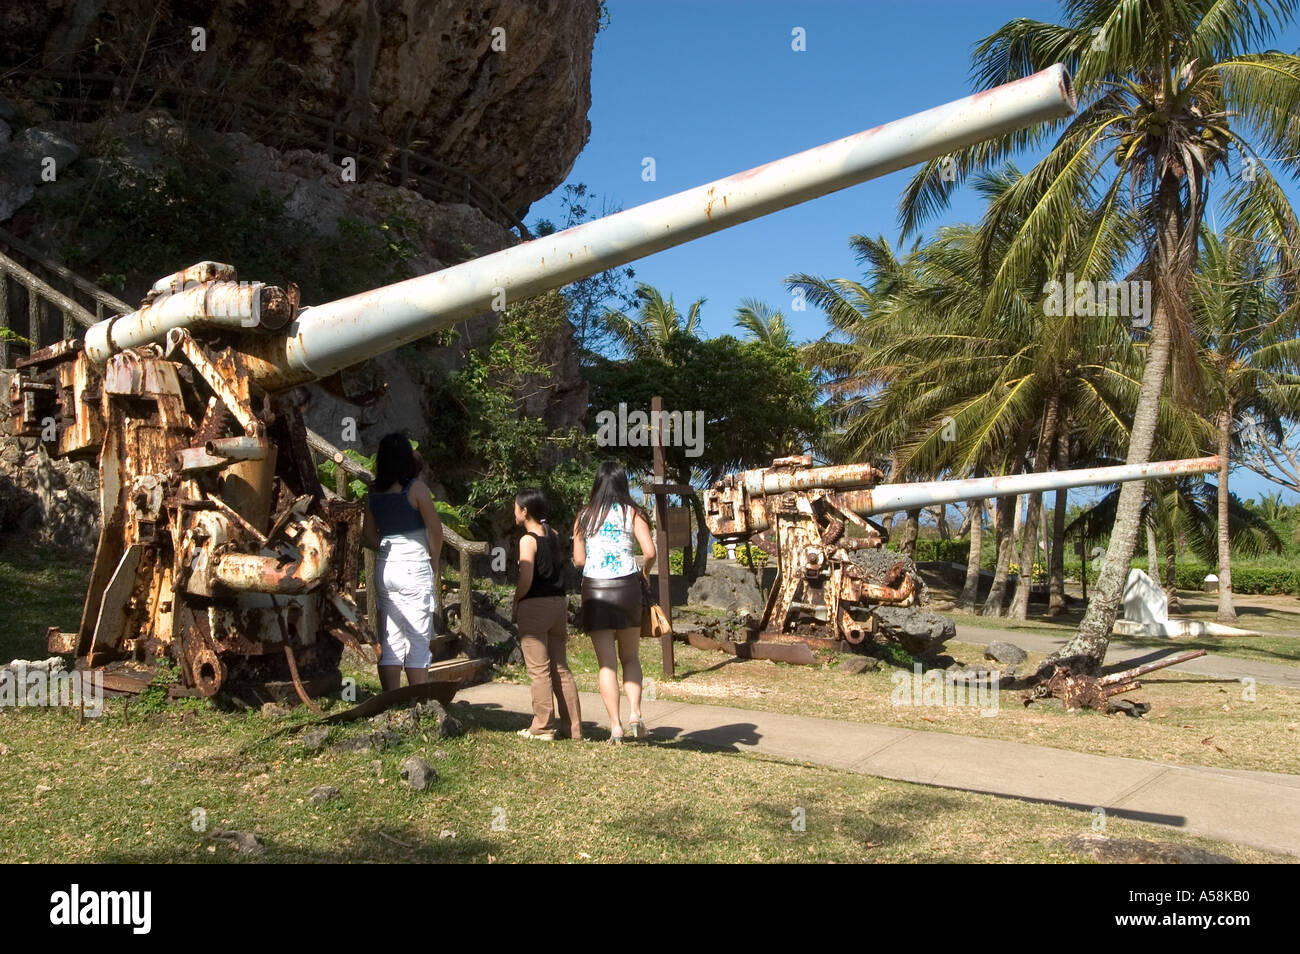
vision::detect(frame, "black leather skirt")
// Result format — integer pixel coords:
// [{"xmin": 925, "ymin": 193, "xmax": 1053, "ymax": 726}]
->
[{"xmin": 581, "ymin": 572, "xmax": 643, "ymax": 631}]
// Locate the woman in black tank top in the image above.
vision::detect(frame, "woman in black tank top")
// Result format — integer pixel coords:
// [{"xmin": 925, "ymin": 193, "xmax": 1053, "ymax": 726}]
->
[{"xmin": 512, "ymin": 489, "xmax": 581, "ymax": 741}]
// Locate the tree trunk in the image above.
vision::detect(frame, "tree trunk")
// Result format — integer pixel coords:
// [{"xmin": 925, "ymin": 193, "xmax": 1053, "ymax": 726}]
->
[
  {"xmin": 935, "ymin": 506, "xmax": 951, "ymax": 540},
  {"xmin": 688, "ymin": 489, "xmax": 710, "ymax": 582},
  {"xmin": 1010, "ymin": 391, "xmax": 1060, "ymax": 619},
  {"xmin": 1011, "ymin": 493, "xmax": 1025, "ymax": 552},
  {"xmin": 1216, "ymin": 401, "xmax": 1236, "ymax": 621},
  {"xmin": 899, "ymin": 508, "xmax": 921, "ymax": 558},
  {"xmin": 1048, "ymin": 425, "xmax": 1069, "ymax": 616},
  {"xmin": 1163, "ymin": 523, "xmax": 1182, "ymax": 614},
  {"xmin": 1145, "ymin": 518, "xmax": 1160, "ymax": 582},
  {"xmin": 981, "ymin": 495, "xmax": 1015, "ymax": 617},
  {"xmin": 1048, "ymin": 487, "xmax": 1068, "ymax": 615},
  {"xmin": 1047, "ymin": 173, "xmax": 1185, "ymax": 675},
  {"xmin": 957, "ymin": 497, "xmax": 984, "ymax": 611}
]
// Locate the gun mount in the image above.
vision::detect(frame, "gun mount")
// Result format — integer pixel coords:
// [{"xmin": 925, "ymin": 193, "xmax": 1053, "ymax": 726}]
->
[
  {"xmin": 7, "ymin": 67, "xmax": 1078, "ymax": 700},
  {"xmin": 702, "ymin": 455, "xmax": 1220, "ymax": 661}
]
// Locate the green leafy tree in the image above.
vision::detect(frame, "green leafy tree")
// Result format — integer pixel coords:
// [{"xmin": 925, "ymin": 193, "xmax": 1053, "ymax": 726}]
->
[{"xmin": 423, "ymin": 290, "xmax": 595, "ymax": 538}]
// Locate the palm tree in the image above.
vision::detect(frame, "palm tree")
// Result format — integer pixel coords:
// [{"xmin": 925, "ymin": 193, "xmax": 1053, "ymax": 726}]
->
[
  {"xmin": 900, "ymin": 1, "xmax": 1300, "ymax": 672},
  {"xmin": 1189, "ymin": 229, "xmax": 1300, "ymax": 620},
  {"xmin": 604, "ymin": 283, "xmax": 704, "ymax": 360},
  {"xmin": 796, "ymin": 204, "xmax": 1141, "ymax": 618},
  {"xmin": 735, "ymin": 299, "xmax": 794, "ymax": 348}
]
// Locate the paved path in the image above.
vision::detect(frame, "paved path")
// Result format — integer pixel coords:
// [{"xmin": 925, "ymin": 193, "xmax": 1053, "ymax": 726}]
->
[
  {"xmin": 459, "ymin": 682, "xmax": 1300, "ymax": 857},
  {"xmin": 953, "ymin": 623, "xmax": 1300, "ymax": 690}
]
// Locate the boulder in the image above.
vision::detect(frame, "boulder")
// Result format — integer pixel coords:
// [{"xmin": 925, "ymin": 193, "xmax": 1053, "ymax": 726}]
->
[
  {"xmin": 835, "ymin": 656, "xmax": 880, "ymax": 674},
  {"xmin": 686, "ymin": 562, "xmax": 763, "ymax": 615},
  {"xmin": 983, "ymin": 641, "xmax": 1028, "ymax": 665},
  {"xmin": 399, "ymin": 756, "xmax": 435, "ymax": 792},
  {"xmin": 309, "ymin": 785, "xmax": 340, "ymax": 804}
]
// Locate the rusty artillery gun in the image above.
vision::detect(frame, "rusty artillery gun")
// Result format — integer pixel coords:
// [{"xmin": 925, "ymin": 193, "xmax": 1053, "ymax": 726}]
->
[
  {"xmin": 6, "ymin": 66, "xmax": 1080, "ymax": 701},
  {"xmin": 701, "ymin": 455, "xmax": 1220, "ymax": 664}
]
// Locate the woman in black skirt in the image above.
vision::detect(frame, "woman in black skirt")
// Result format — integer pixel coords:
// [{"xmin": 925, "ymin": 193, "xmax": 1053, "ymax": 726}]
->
[{"xmin": 572, "ymin": 461, "xmax": 656, "ymax": 743}]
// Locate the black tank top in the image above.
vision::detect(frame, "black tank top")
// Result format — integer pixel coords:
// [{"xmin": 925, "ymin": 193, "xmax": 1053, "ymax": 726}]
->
[
  {"xmin": 522, "ymin": 529, "xmax": 567, "ymax": 600},
  {"xmin": 368, "ymin": 480, "xmax": 425, "ymax": 535}
]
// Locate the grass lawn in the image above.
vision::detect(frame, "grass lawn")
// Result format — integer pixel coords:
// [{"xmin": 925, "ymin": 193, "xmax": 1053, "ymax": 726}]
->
[
  {"xmin": 526, "ymin": 630, "xmax": 1300, "ymax": 776},
  {"xmin": 1, "ymin": 542, "xmax": 1294, "ymax": 863},
  {"xmin": 0, "ymin": 680, "xmax": 1289, "ymax": 863},
  {"xmin": 944, "ymin": 606, "xmax": 1300, "ymax": 668}
]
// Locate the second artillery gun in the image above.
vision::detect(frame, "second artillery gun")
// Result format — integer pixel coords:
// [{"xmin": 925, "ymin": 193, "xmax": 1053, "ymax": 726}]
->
[
  {"xmin": 7, "ymin": 65, "xmax": 1084, "ymax": 700},
  {"xmin": 701, "ymin": 454, "xmax": 1219, "ymax": 664}
]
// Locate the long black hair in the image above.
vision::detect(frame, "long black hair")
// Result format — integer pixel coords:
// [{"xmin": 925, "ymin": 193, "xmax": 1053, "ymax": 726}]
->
[
  {"xmin": 516, "ymin": 487, "xmax": 561, "ymax": 563},
  {"xmin": 373, "ymin": 432, "xmax": 421, "ymax": 491},
  {"xmin": 577, "ymin": 460, "xmax": 648, "ymax": 538}
]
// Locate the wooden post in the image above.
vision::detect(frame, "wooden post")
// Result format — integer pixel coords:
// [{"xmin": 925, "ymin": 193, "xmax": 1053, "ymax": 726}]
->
[
  {"xmin": 651, "ymin": 395, "xmax": 674, "ymax": 678},
  {"xmin": 364, "ymin": 549, "xmax": 378, "ymax": 634},
  {"xmin": 459, "ymin": 546, "xmax": 474, "ymax": 640},
  {"xmin": 0, "ymin": 270, "xmax": 9, "ymax": 368},
  {"xmin": 28, "ymin": 286, "xmax": 41, "ymax": 350}
]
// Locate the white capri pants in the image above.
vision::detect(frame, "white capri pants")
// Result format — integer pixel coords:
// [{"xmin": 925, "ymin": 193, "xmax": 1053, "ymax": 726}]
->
[{"xmin": 375, "ymin": 558, "xmax": 437, "ymax": 669}]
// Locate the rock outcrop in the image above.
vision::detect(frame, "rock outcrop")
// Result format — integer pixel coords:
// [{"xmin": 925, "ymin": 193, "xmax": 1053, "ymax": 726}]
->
[{"xmin": 0, "ymin": 0, "xmax": 598, "ymax": 216}]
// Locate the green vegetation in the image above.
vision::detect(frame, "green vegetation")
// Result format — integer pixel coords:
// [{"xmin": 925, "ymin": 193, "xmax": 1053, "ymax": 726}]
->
[
  {"xmin": 423, "ymin": 289, "xmax": 595, "ymax": 537},
  {"xmin": 7, "ymin": 544, "xmax": 1287, "ymax": 862},
  {"xmin": 34, "ymin": 138, "xmax": 421, "ymax": 303}
]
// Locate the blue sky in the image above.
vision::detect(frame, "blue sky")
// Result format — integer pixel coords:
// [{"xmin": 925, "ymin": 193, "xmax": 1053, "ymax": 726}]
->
[{"xmin": 528, "ymin": 0, "xmax": 1300, "ymax": 503}]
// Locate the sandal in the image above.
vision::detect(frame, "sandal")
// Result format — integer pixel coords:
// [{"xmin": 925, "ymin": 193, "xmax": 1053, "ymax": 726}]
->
[
  {"xmin": 517, "ymin": 727, "xmax": 556, "ymax": 741},
  {"xmin": 607, "ymin": 728, "xmax": 624, "ymax": 745},
  {"xmin": 628, "ymin": 718, "xmax": 647, "ymax": 740}
]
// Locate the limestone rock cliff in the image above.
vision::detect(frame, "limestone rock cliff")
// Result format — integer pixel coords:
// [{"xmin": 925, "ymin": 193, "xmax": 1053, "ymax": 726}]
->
[{"xmin": 0, "ymin": 0, "xmax": 598, "ymax": 216}]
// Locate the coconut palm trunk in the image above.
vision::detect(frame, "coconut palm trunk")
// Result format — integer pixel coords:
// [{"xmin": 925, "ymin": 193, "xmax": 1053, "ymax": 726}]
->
[
  {"xmin": 900, "ymin": 508, "xmax": 921, "ymax": 558},
  {"xmin": 958, "ymin": 497, "xmax": 984, "ymax": 610},
  {"xmin": 1010, "ymin": 391, "xmax": 1060, "ymax": 618},
  {"xmin": 1216, "ymin": 401, "xmax": 1236, "ymax": 621},
  {"xmin": 1045, "ymin": 168, "xmax": 1189, "ymax": 674},
  {"xmin": 981, "ymin": 495, "xmax": 1015, "ymax": 617}
]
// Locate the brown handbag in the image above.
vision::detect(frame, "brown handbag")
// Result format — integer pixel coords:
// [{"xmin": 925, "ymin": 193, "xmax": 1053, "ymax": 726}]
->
[
  {"xmin": 641, "ymin": 601, "xmax": 672, "ymax": 639},
  {"xmin": 639, "ymin": 573, "xmax": 672, "ymax": 639}
]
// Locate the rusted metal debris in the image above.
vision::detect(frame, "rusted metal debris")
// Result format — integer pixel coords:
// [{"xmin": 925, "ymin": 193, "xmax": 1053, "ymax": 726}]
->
[{"xmin": 1024, "ymin": 649, "xmax": 1208, "ymax": 713}]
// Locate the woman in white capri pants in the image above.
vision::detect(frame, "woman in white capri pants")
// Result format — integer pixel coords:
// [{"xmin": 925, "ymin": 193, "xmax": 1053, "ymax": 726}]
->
[{"xmin": 361, "ymin": 433, "xmax": 445, "ymax": 691}]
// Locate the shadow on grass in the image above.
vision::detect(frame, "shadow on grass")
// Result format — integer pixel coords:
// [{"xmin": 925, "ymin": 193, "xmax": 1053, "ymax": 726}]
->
[
  {"xmin": 93, "ymin": 823, "xmax": 498, "ymax": 863},
  {"xmin": 600, "ymin": 787, "xmax": 976, "ymax": 860}
]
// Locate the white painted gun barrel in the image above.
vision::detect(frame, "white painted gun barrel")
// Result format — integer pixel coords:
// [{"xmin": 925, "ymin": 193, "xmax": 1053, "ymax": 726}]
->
[
  {"xmin": 158, "ymin": 64, "xmax": 1072, "ymax": 388},
  {"xmin": 850, "ymin": 457, "xmax": 1220, "ymax": 517}
]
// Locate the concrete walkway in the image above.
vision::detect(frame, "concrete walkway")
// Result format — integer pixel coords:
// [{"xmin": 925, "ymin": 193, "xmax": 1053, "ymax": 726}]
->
[
  {"xmin": 459, "ymin": 682, "xmax": 1300, "ymax": 857},
  {"xmin": 954, "ymin": 623, "xmax": 1300, "ymax": 690}
]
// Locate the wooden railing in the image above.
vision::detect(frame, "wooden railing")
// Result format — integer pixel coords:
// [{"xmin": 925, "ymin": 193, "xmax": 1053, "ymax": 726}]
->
[
  {"xmin": 306, "ymin": 428, "xmax": 488, "ymax": 641},
  {"xmin": 0, "ymin": 228, "xmax": 131, "ymax": 368}
]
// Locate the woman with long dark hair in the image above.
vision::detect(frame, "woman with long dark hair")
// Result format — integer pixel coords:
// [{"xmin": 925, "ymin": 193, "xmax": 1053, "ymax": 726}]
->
[
  {"xmin": 361, "ymin": 433, "xmax": 444, "ymax": 691},
  {"xmin": 572, "ymin": 460, "xmax": 656, "ymax": 743},
  {"xmin": 511, "ymin": 488, "xmax": 581, "ymax": 741}
]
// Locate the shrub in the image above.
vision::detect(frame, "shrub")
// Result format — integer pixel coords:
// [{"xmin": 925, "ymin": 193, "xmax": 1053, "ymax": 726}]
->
[
  {"xmin": 892, "ymin": 539, "xmax": 971, "ymax": 563},
  {"xmin": 711, "ymin": 541, "xmax": 770, "ymax": 568}
]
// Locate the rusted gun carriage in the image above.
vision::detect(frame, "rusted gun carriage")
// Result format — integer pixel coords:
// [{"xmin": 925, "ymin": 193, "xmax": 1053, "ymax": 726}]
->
[
  {"xmin": 701, "ymin": 455, "xmax": 1220, "ymax": 664},
  {"xmin": 7, "ymin": 66, "xmax": 1082, "ymax": 700}
]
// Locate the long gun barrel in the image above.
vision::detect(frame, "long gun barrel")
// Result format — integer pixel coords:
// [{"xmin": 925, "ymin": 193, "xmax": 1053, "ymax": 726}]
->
[
  {"xmin": 707, "ymin": 456, "xmax": 1220, "ymax": 538},
  {"xmin": 80, "ymin": 65, "xmax": 1077, "ymax": 388}
]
